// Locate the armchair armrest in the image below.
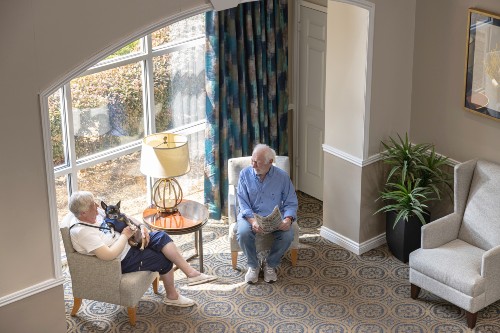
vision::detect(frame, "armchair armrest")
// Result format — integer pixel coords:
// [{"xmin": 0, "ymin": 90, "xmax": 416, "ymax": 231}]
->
[
  {"xmin": 421, "ymin": 212, "xmax": 462, "ymax": 249},
  {"xmin": 481, "ymin": 245, "xmax": 500, "ymax": 278},
  {"xmin": 481, "ymin": 245, "xmax": 500, "ymax": 305},
  {"xmin": 228, "ymin": 185, "xmax": 237, "ymax": 224}
]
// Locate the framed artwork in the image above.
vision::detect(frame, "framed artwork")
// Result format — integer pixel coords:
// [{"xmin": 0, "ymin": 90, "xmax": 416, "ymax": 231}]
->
[{"xmin": 464, "ymin": 8, "xmax": 500, "ymax": 120}]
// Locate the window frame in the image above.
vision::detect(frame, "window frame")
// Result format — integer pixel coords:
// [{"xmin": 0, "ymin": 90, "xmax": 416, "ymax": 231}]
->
[
  {"xmin": 52, "ymin": 21, "xmax": 206, "ymax": 202},
  {"xmin": 39, "ymin": 4, "xmax": 212, "ymax": 283}
]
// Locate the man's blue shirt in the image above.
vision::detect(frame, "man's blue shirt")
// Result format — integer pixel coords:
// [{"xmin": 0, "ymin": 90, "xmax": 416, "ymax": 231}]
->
[{"xmin": 237, "ymin": 165, "xmax": 298, "ymax": 221}]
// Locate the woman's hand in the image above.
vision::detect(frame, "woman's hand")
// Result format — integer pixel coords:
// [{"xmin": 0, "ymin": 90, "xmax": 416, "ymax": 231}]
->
[
  {"xmin": 140, "ymin": 225, "xmax": 150, "ymax": 248},
  {"xmin": 122, "ymin": 226, "xmax": 135, "ymax": 239}
]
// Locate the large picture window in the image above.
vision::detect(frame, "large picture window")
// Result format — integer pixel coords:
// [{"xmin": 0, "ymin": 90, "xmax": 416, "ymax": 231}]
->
[{"xmin": 48, "ymin": 14, "xmax": 206, "ymax": 221}]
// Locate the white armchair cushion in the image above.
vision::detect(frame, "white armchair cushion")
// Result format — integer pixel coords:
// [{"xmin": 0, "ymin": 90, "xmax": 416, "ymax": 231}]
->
[{"xmin": 410, "ymin": 239, "xmax": 485, "ymax": 297}]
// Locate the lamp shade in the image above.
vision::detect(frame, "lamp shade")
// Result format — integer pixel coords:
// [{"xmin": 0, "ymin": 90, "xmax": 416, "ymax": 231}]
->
[{"xmin": 140, "ymin": 133, "xmax": 190, "ymax": 179}]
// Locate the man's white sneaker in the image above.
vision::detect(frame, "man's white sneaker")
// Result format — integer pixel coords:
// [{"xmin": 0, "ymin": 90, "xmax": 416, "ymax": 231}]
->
[
  {"xmin": 263, "ymin": 262, "xmax": 277, "ymax": 283},
  {"xmin": 245, "ymin": 266, "xmax": 260, "ymax": 284}
]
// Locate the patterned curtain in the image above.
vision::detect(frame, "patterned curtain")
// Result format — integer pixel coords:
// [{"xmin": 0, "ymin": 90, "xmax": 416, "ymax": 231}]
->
[{"xmin": 205, "ymin": 0, "xmax": 289, "ymax": 219}]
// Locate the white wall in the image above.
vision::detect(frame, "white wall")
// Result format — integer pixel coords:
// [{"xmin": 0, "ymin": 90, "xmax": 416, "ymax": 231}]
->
[
  {"xmin": 325, "ymin": 1, "xmax": 369, "ymax": 158},
  {"xmin": 0, "ymin": 0, "xmax": 209, "ymax": 331}
]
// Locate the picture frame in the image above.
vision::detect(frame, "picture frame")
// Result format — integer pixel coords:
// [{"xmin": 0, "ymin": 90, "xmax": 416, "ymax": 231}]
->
[{"xmin": 464, "ymin": 8, "xmax": 500, "ymax": 120}]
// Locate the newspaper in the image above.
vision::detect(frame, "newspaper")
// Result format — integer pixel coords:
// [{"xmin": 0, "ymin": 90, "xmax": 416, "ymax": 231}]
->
[{"xmin": 254, "ymin": 205, "xmax": 283, "ymax": 233}]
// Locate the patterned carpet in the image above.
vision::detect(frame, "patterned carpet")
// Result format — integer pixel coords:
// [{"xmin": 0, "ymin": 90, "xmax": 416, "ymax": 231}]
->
[{"xmin": 63, "ymin": 192, "xmax": 500, "ymax": 332}]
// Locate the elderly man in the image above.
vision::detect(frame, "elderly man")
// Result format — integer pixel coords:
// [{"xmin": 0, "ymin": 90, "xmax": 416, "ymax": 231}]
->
[
  {"xmin": 236, "ymin": 144, "xmax": 298, "ymax": 283},
  {"xmin": 68, "ymin": 191, "xmax": 216, "ymax": 307}
]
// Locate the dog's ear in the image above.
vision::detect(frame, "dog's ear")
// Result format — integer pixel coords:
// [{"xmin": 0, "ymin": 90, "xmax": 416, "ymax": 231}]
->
[
  {"xmin": 101, "ymin": 201, "xmax": 107, "ymax": 210},
  {"xmin": 116, "ymin": 201, "xmax": 121, "ymax": 209}
]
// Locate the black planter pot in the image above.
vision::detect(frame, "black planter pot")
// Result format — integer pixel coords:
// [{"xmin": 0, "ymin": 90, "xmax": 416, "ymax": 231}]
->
[{"xmin": 386, "ymin": 211, "xmax": 431, "ymax": 263}]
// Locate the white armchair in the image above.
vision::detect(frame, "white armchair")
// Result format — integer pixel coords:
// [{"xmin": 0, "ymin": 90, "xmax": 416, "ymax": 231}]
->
[
  {"xmin": 228, "ymin": 156, "xmax": 300, "ymax": 269},
  {"xmin": 409, "ymin": 159, "xmax": 500, "ymax": 329}
]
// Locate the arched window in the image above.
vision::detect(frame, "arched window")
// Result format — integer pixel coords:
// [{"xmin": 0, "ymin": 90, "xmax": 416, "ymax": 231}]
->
[{"xmin": 47, "ymin": 14, "xmax": 206, "ymax": 221}]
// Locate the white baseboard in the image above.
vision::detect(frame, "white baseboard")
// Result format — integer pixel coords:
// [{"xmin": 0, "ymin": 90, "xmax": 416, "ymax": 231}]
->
[
  {"xmin": 0, "ymin": 277, "xmax": 64, "ymax": 308},
  {"xmin": 320, "ymin": 226, "xmax": 386, "ymax": 255}
]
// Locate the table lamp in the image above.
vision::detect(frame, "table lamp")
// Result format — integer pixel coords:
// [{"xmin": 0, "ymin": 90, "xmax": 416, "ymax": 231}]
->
[{"xmin": 140, "ymin": 133, "xmax": 190, "ymax": 213}]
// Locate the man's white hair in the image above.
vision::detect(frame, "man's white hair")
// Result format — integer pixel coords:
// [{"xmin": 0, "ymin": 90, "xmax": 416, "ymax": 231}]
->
[
  {"xmin": 253, "ymin": 143, "xmax": 276, "ymax": 163},
  {"xmin": 69, "ymin": 191, "xmax": 95, "ymax": 218}
]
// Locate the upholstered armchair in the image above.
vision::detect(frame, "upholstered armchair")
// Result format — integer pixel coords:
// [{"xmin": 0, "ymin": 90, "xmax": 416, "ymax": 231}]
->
[
  {"xmin": 60, "ymin": 213, "xmax": 159, "ymax": 326},
  {"xmin": 409, "ymin": 159, "xmax": 500, "ymax": 329},
  {"xmin": 228, "ymin": 156, "xmax": 300, "ymax": 269}
]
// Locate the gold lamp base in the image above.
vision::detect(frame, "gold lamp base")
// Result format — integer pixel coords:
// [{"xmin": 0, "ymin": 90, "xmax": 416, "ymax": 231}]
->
[{"xmin": 152, "ymin": 178, "xmax": 183, "ymax": 213}]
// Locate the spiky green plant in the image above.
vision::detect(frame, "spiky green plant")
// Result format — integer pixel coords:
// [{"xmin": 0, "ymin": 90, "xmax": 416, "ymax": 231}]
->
[
  {"xmin": 375, "ymin": 178, "xmax": 433, "ymax": 227},
  {"xmin": 376, "ymin": 133, "xmax": 452, "ymax": 228}
]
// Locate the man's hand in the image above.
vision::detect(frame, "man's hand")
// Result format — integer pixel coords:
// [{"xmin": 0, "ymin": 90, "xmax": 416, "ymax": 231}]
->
[
  {"xmin": 247, "ymin": 218, "xmax": 264, "ymax": 234},
  {"xmin": 277, "ymin": 217, "xmax": 292, "ymax": 231}
]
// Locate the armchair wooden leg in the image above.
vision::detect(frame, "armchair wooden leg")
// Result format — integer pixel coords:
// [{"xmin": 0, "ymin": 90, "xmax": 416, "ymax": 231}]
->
[
  {"xmin": 71, "ymin": 297, "xmax": 82, "ymax": 316},
  {"xmin": 410, "ymin": 284, "xmax": 421, "ymax": 299},
  {"xmin": 127, "ymin": 307, "xmax": 137, "ymax": 326},
  {"xmin": 231, "ymin": 251, "xmax": 238, "ymax": 269},
  {"xmin": 466, "ymin": 311, "xmax": 477, "ymax": 329},
  {"xmin": 152, "ymin": 276, "xmax": 159, "ymax": 294},
  {"xmin": 290, "ymin": 249, "xmax": 298, "ymax": 267}
]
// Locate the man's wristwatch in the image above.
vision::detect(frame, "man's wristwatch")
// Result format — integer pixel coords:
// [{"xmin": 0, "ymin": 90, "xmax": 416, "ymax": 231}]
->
[{"xmin": 285, "ymin": 216, "xmax": 294, "ymax": 223}]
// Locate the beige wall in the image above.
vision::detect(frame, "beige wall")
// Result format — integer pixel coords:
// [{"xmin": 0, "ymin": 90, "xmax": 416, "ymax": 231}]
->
[
  {"xmin": 0, "ymin": 0, "xmax": 209, "ymax": 331},
  {"xmin": 367, "ymin": 0, "xmax": 416, "ymax": 156},
  {"xmin": 323, "ymin": 0, "xmax": 500, "ymax": 248},
  {"xmin": 411, "ymin": 0, "xmax": 500, "ymax": 164},
  {"xmin": 323, "ymin": 154, "xmax": 362, "ymax": 242},
  {"xmin": 0, "ymin": 288, "xmax": 66, "ymax": 333},
  {"xmin": 323, "ymin": 0, "xmax": 416, "ymax": 245},
  {"xmin": 4, "ymin": 0, "xmax": 500, "ymax": 330}
]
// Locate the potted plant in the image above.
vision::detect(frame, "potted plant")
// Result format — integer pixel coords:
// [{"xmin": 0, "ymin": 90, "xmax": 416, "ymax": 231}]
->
[{"xmin": 375, "ymin": 133, "xmax": 452, "ymax": 262}]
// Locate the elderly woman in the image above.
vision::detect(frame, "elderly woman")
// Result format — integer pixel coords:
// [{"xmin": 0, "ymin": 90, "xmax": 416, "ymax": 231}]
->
[{"xmin": 68, "ymin": 191, "xmax": 216, "ymax": 307}]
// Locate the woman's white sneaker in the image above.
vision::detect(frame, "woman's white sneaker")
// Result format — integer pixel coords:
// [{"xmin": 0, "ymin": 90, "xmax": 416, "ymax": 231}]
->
[{"xmin": 163, "ymin": 294, "xmax": 195, "ymax": 307}]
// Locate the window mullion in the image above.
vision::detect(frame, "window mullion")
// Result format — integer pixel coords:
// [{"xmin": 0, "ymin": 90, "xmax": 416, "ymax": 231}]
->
[
  {"xmin": 142, "ymin": 33, "xmax": 156, "ymax": 205},
  {"xmin": 62, "ymin": 83, "xmax": 79, "ymax": 194},
  {"xmin": 151, "ymin": 37, "xmax": 204, "ymax": 58},
  {"xmin": 144, "ymin": 34, "xmax": 155, "ymax": 135}
]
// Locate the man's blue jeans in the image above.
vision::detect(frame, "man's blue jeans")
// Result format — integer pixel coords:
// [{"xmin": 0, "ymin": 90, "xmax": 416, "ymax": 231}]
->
[{"xmin": 236, "ymin": 216, "xmax": 294, "ymax": 269}]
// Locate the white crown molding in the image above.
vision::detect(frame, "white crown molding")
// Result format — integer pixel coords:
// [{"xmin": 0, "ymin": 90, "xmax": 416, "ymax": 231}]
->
[
  {"xmin": 0, "ymin": 277, "xmax": 65, "ymax": 308},
  {"xmin": 322, "ymin": 144, "xmax": 381, "ymax": 167},
  {"xmin": 320, "ymin": 226, "xmax": 386, "ymax": 255},
  {"xmin": 323, "ymin": 143, "xmax": 460, "ymax": 168}
]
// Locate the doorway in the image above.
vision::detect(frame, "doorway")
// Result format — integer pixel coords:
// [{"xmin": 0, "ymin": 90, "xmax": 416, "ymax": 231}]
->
[{"xmin": 297, "ymin": 3, "xmax": 327, "ymax": 200}]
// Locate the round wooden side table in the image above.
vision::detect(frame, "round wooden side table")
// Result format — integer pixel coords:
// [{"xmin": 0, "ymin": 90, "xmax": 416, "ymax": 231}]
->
[{"xmin": 142, "ymin": 200, "xmax": 209, "ymax": 272}]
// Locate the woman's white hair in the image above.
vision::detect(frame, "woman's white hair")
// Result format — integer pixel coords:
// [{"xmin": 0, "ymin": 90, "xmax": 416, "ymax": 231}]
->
[
  {"xmin": 253, "ymin": 144, "xmax": 276, "ymax": 163},
  {"xmin": 69, "ymin": 191, "xmax": 95, "ymax": 217}
]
